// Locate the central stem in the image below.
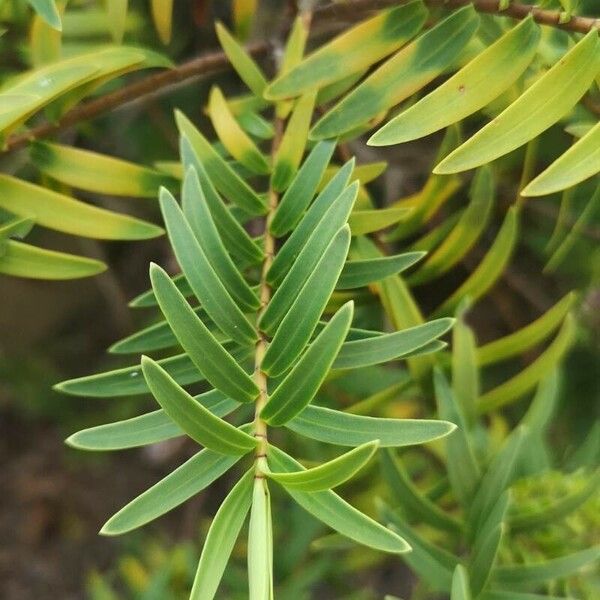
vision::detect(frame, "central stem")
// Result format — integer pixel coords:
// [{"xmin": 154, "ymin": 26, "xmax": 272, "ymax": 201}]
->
[{"xmin": 253, "ymin": 118, "xmax": 284, "ymax": 474}]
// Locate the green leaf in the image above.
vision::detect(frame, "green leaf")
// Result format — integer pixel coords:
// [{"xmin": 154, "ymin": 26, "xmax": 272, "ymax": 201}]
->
[
  {"xmin": 265, "ymin": 441, "xmax": 378, "ymax": 491},
  {"xmin": 434, "ymin": 370, "xmax": 480, "ymax": 508},
  {"xmin": 0, "ymin": 175, "xmax": 163, "ymax": 240},
  {"xmin": 207, "ymin": 86, "xmax": 270, "ymax": 175},
  {"xmin": 0, "ymin": 217, "xmax": 34, "ymax": 240},
  {"xmin": 0, "ymin": 240, "xmax": 105, "ymax": 279},
  {"xmin": 380, "ymin": 502, "xmax": 456, "ymax": 591},
  {"xmin": 476, "ymin": 292, "xmax": 575, "ymax": 366},
  {"xmin": 105, "ymin": 0, "xmax": 127, "ymax": 43},
  {"xmin": 248, "ymin": 478, "xmax": 272, "ymax": 600},
  {"xmin": 523, "ymin": 121, "xmax": 600, "ymax": 196},
  {"xmin": 175, "ymin": 110, "xmax": 266, "ymax": 214},
  {"xmin": 469, "ymin": 523, "xmax": 504, "ymax": 596},
  {"xmin": 478, "ymin": 314, "xmax": 575, "ymax": 413},
  {"xmin": 182, "ymin": 168, "xmax": 260, "ymax": 311},
  {"xmin": 451, "ymin": 565, "xmax": 472, "ymax": 600},
  {"xmin": 482, "ymin": 592, "xmax": 575, "ymax": 600},
  {"xmin": 259, "ymin": 185, "xmax": 357, "ymax": 335},
  {"xmin": 30, "ymin": 142, "xmax": 174, "ymax": 198},
  {"xmin": 215, "ymin": 21, "xmax": 268, "ymax": 97},
  {"xmin": 468, "ymin": 427, "xmax": 527, "ymax": 534},
  {"xmin": 141, "ymin": 356, "xmax": 257, "ymax": 455},
  {"xmin": 270, "ymin": 141, "xmax": 336, "ymax": 236},
  {"xmin": 380, "ymin": 449, "xmax": 462, "ymax": 533},
  {"xmin": 66, "ymin": 391, "xmax": 240, "ymax": 451},
  {"xmin": 261, "ymin": 303, "xmax": 353, "ymax": 426},
  {"xmin": 101, "ymin": 448, "xmax": 241, "ymax": 535},
  {"xmin": 191, "ymin": 470, "xmax": 254, "ymax": 600},
  {"xmin": 348, "ymin": 206, "xmax": 412, "ymax": 235},
  {"xmin": 431, "ymin": 207, "xmax": 519, "ymax": 317},
  {"xmin": 267, "ymin": 159, "xmax": 354, "ymax": 286},
  {"xmin": 128, "ymin": 272, "xmax": 191, "ymax": 308},
  {"xmin": 268, "ymin": 446, "xmax": 410, "ymax": 553},
  {"xmin": 27, "ymin": 0, "xmax": 61, "ymax": 30},
  {"xmin": 493, "ymin": 546, "xmax": 600, "ymax": 586},
  {"xmin": 159, "ymin": 188, "xmax": 257, "ymax": 345},
  {"xmin": 333, "ymin": 318, "xmax": 453, "ymax": 370},
  {"xmin": 180, "ymin": 136, "xmax": 263, "ymax": 265},
  {"xmin": 151, "ymin": 0, "xmax": 173, "ymax": 44},
  {"xmin": 311, "ymin": 6, "xmax": 479, "ymax": 139},
  {"xmin": 287, "ymin": 405, "xmax": 455, "ymax": 448},
  {"xmin": 510, "ymin": 468, "xmax": 600, "ymax": 531},
  {"xmin": 369, "ymin": 17, "xmax": 540, "ymax": 145},
  {"xmin": 337, "ymin": 252, "xmax": 424, "ymax": 289},
  {"xmin": 149, "ymin": 263, "xmax": 258, "ymax": 403},
  {"xmin": 410, "ymin": 167, "xmax": 495, "ymax": 285},
  {"xmin": 435, "ymin": 31, "xmax": 600, "ymax": 174},
  {"xmin": 271, "ymin": 91, "xmax": 316, "ymax": 192},
  {"xmin": 262, "ymin": 226, "xmax": 351, "ymax": 376},
  {"xmin": 265, "ymin": 2, "xmax": 428, "ymax": 100}
]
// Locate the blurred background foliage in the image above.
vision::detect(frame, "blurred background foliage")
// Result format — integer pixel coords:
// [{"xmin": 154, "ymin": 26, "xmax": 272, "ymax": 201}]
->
[{"xmin": 0, "ymin": 0, "xmax": 599, "ymax": 598}]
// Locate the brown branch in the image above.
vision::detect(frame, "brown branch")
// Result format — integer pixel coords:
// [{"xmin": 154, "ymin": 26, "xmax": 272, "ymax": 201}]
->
[
  {"xmin": 4, "ymin": 41, "xmax": 270, "ymax": 153},
  {"xmin": 314, "ymin": 0, "xmax": 600, "ymax": 35},
  {"xmin": 2, "ymin": 0, "xmax": 598, "ymax": 153}
]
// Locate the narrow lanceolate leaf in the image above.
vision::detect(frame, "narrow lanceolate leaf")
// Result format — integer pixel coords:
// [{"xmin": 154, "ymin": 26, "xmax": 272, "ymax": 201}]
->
[
  {"xmin": 266, "ymin": 441, "xmax": 378, "ymax": 492},
  {"xmin": 260, "ymin": 185, "xmax": 357, "ymax": 335},
  {"xmin": 312, "ymin": 6, "xmax": 479, "ymax": 139},
  {"xmin": 151, "ymin": 0, "xmax": 173, "ymax": 44},
  {"xmin": 380, "ymin": 450, "xmax": 462, "ymax": 533},
  {"xmin": 267, "ymin": 160, "xmax": 354, "ymax": 286},
  {"xmin": 478, "ymin": 314, "xmax": 576, "ymax": 413},
  {"xmin": 262, "ymin": 226, "xmax": 351, "ymax": 376},
  {"xmin": 288, "ymin": 405, "xmax": 455, "ymax": 448},
  {"xmin": 180, "ymin": 136, "xmax": 263, "ymax": 264},
  {"xmin": 27, "ymin": 0, "xmax": 61, "ymax": 29},
  {"xmin": 105, "ymin": 0, "xmax": 127, "ymax": 43},
  {"xmin": 337, "ymin": 252, "xmax": 424, "ymax": 289},
  {"xmin": 30, "ymin": 142, "xmax": 175, "ymax": 198},
  {"xmin": 0, "ymin": 175, "xmax": 163, "ymax": 240},
  {"xmin": 411, "ymin": 167, "xmax": 495, "ymax": 285},
  {"xmin": 0, "ymin": 240, "xmax": 105, "ymax": 279},
  {"xmin": 191, "ymin": 470, "xmax": 253, "ymax": 600},
  {"xmin": 129, "ymin": 272, "xmax": 191, "ymax": 308},
  {"xmin": 468, "ymin": 427, "xmax": 527, "ymax": 534},
  {"xmin": 101, "ymin": 448, "xmax": 241, "ymax": 535},
  {"xmin": 435, "ymin": 31, "xmax": 600, "ymax": 174},
  {"xmin": 270, "ymin": 141, "xmax": 336, "ymax": 236},
  {"xmin": 451, "ymin": 565, "xmax": 472, "ymax": 600},
  {"xmin": 431, "ymin": 208, "xmax": 519, "ymax": 317},
  {"xmin": 182, "ymin": 168, "xmax": 260, "ymax": 311},
  {"xmin": 141, "ymin": 356, "xmax": 257, "ymax": 455},
  {"xmin": 66, "ymin": 391, "xmax": 240, "ymax": 451},
  {"xmin": 175, "ymin": 111, "xmax": 266, "ymax": 214},
  {"xmin": 524, "ymin": 120, "xmax": 600, "ymax": 196},
  {"xmin": 265, "ymin": 2, "xmax": 428, "ymax": 100},
  {"xmin": 208, "ymin": 86, "xmax": 269, "ymax": 174},
  {"xmin": 434, "ymin": 369, "xmax": 480, "ymax": 508},
  {"xmin": 381, "ymin": 503, "xmax": 457, "ymax": 591},
  {"xmin": 348, "ymin": 206, "xmax": 412, "ymax": 235},
  {"xmin": 452, "ymin": 306, "xmax": 479, "ymax": 426},
  {"xmin": 271, "ymin": 91, "xmax": 316, "ymax": 192},
  {"xmin": 0, "ymin": 217, "xmax": 34, "ymax": 240},
  {"xmin": 150, "ymin": 264, "xmax": 258, "ymax": 403},
  {"xmin": 268, "ymin": 446, "xmax": 410, "ymax": 553},
  {"xmin": 261, "ymin": 303, "xmax": 353, "ymax": 426},
  {"xmin": 215, "ymin": 22, "xmax": 267, "ymax": 97},
  {"xmin": 159, "ymin": 189, "xmax": 257, "ymax": 345},
  {"xmin": 248, "ymin": 478, "xmax": 272, "ymax": 600},
  {"xmin": 469, "ymin": 523, "xmax": 504, "ymax": 596},
  {"xmin": 333, "ymin": 318, "xmax": 454, "ymax": 370},
  {"xmin": 482, "ymin": 593, "xmax": 576, "ymax": 600},
  {"xmin": 369, "ymin": 17, "xmax": 540, "ymax": 145},
  {"xmin": 493, "ymin": 546, "xmax": 600, "ymax": 586},
  {"xmin": 477, "ymin": 292, "xmax": 575, "ymax": 366}
]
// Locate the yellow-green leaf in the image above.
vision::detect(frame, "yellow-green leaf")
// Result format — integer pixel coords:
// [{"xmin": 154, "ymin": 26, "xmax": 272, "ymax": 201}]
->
[
  {"xmin": 27, "ymin": 0, "xmax": 61, "ymax": 30},
  {"xmin": 106, "ymin": 0, "xmax": 127, "ymax": 43},
  {"xmin": 369, "ymin": 17, "xmax": 540, "ymax": 145},
  {"xmin": 30, "ymin": 142, "xmax": 175, "ymax": 197},
  {"xmin": 435, "ymin": 31, "xmax": 600, "ymax": 174},
  {"xmin": 265, "ymin": 1, "xmax": 428, "ymax": 100},
  {"xmin": 0, "ymin": 175, "xmax": 163, "ymax": 240},
  {"xmin": 151, "ymin": 0, "xmax": 173, "ymax": 44}
]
